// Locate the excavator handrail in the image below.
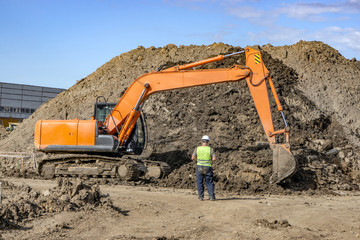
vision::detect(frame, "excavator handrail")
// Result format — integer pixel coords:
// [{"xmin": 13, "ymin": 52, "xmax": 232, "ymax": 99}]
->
[{"xmin": 162, "ymin": 50, "xmax": 244, "ymax": 72}]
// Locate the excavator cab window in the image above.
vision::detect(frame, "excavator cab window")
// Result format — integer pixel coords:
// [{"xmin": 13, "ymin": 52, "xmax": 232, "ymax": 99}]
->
[{"xmin": 94, "ymin": 102, "xmax": 116, "ymax": 122}]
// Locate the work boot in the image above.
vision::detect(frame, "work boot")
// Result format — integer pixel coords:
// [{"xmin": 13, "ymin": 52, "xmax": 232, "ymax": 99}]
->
[
  {"xmin": 198, "ymin": 196, "xmax": 204, "ymax": 201},
  {"xmin": 209, "ymin": 197, "xmax": 216, "ymax": 201}
]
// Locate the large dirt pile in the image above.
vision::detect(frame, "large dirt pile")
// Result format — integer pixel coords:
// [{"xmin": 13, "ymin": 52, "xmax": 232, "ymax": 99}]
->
[
  {"xmin": 0, "ymin": 179, "xmax": 112, "ymax": 230},
  {"xmin": 0, "ymin": 41, "xmax": 359, "ymax": 194},
  {"xmin": 263, "ymin": 41, "xmax": 360, "ymax": 146}
]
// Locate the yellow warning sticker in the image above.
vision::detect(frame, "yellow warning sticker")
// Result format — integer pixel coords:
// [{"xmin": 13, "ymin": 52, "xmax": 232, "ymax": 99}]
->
[{"xmin": 254, "ymin": 54, "xmax": 261, "ymax": 64}]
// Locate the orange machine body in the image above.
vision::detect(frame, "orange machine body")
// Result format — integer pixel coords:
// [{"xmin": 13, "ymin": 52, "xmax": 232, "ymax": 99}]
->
[{"xmin": 35, "ymin": 119, "xmax": 97, "ymax": 151}]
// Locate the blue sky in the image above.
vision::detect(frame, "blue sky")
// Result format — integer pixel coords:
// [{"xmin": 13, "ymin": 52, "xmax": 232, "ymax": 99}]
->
[{"xmin": 1, "ymin": 0, "xmax": 359, "ymax": 89}]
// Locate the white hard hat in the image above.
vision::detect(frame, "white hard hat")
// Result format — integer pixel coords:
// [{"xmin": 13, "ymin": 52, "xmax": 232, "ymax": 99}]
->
[{"xmin": 201, "ymin": 135, "xmax": 210, "ymax": 141}]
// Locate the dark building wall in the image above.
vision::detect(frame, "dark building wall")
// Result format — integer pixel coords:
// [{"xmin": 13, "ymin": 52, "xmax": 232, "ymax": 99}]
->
[{"xmin": 0, "ymin": 82, "xmax": 65, "ymax": 126}]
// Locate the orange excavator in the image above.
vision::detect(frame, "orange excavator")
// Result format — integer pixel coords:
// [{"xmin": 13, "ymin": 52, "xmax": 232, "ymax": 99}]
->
[{"xmin": 34, "ymin": 47, "xmax": 296, "ymax": 183}]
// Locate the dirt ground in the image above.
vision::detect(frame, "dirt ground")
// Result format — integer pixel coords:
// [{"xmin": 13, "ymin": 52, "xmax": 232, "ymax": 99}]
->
[{"xmin": 0, "ymin": 178, "xmax": 359, "ymax": 240}]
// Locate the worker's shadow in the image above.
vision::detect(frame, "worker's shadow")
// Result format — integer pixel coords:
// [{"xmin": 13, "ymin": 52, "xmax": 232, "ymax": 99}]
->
[
  {"xmin": 212, "ymin": 197, "xmax": 264, "ymax": 201},
  {"xmin": 110, "ymin": 205, "xmax": 130, "ymax": 216},
  {"xmin": 148, "ymin": 150, "xmax": 191, "ymax": 170}
]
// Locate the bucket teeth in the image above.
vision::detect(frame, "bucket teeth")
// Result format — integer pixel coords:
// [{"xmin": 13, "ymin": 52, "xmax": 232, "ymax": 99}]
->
[{"xmin": 270, "ymin": 144, "xmax": 297, "ymax": 184}]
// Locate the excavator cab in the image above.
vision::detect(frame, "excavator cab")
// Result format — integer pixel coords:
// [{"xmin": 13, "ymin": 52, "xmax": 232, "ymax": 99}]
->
[{"xmin": 93, "ymin": 101, "xmax": 146, "ymax": 155}]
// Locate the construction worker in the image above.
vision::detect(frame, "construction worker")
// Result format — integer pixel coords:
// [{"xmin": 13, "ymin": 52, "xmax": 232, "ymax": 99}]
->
[{"xmin": 191, "ymin": 135, "xmax": 216, "ymax": 201}]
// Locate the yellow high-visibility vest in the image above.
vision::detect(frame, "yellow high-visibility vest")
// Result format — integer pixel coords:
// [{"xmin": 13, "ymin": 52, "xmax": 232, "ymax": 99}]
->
[{"xmin": 196, "ymin": 146, "xmax": 212, "ymax": 167}]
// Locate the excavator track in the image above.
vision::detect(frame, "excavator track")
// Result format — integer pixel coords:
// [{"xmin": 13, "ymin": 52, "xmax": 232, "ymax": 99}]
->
[{"xmin": 38, "ymin": 153, "xmax": 171, "ymax": 181}]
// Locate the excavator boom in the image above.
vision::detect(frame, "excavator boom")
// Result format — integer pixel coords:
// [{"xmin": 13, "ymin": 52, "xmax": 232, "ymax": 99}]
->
[{"xmin": 34, "ymin": 47, "xmax": 297, "ymax": 183}]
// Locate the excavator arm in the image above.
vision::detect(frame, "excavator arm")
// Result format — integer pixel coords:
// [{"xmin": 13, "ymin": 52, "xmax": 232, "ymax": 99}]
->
[{"xmin": 35, "ymin": 47, "xmax": 296, "ymax": 183}]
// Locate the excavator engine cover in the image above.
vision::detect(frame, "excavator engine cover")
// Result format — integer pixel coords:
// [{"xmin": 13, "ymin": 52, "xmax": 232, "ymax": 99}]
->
[{"xmin": 270, "ymin": 144, "xmax": 297, "ymax": 184}]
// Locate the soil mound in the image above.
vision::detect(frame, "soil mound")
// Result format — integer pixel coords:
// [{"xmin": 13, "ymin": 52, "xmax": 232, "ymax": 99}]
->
[
  {"xmin": 263, "ymin": 41, "xmax": 360, "ymax": 146},
  {"xmin": 0, "ymin": 125, "xmax": 8, "ymax": 141},
  {"xmin": 0, "ymin": 179, "xmax": 112, "ymax": 230},
  {"xmin": 0, "ymin": 41, "xmax": 359, "ymax": 194}
]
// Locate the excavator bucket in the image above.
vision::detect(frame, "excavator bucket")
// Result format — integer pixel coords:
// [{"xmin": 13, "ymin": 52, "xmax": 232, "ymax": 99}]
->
[{"xmin": 270, "ymin": 144, "xmax": 297, "ymax": 184}]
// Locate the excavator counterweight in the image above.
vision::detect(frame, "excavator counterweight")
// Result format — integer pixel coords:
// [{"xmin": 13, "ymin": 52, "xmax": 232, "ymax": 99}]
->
[{"xmin": 34, "ymin": 47, "xmax": 297, "ymax": 183}]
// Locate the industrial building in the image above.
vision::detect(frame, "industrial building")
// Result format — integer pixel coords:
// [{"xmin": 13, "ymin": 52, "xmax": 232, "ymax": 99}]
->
[{"xmin": 0, "ymin": 82, "xmax": 65, "ymax": 127}]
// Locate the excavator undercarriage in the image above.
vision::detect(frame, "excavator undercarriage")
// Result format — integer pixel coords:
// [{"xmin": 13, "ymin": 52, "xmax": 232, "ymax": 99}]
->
[{"xmin": 38, "ymin": 153, "xmax": 171, "ymax": 180}]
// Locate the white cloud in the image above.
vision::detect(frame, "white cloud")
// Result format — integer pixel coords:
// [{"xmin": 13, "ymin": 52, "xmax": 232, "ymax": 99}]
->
[
  {"xmin": 314, "ymin": 26, "xmax": 360, "ymax": 53},
  {"xmin": 226, "ymin": 5, "xmax": 278, "ymax": 26},
  {"xmin": 345, "ymin": 0, "xmax": 360, "ymax": 12},
  {"xmin": 279, "ymin": 2, "xmax": 341, "ymax": 21},
  {"xmin": 248, "ymin": 25, "xmax": 360, "ymax": 59},
  {"xmin": 278, "ymin": 1, "xmax": 360, "ymax": 21}
]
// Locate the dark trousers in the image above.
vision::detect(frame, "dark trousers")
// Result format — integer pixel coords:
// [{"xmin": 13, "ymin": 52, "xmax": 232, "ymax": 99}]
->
[{"xmin": 196, "ymin": 165, "xmax": 215, "ymax": 199}]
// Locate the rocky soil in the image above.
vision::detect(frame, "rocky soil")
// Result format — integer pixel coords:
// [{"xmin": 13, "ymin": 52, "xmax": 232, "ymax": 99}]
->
[
  {"xmin": 0, "ymin": 41, "xmax": 359, "ymax": 194},
  {"xmin": 0, "ymin": 179, "xmax": 114, "ymax": 230},
  {"xmin": 0, "ymin": 125, "xmax": 8, "ymax": 141}
]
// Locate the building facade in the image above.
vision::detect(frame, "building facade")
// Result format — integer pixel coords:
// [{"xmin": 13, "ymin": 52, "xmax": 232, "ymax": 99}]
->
[{"xmin": 0, "ymin": 82, "xmax": 65, "ymax": 127}]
